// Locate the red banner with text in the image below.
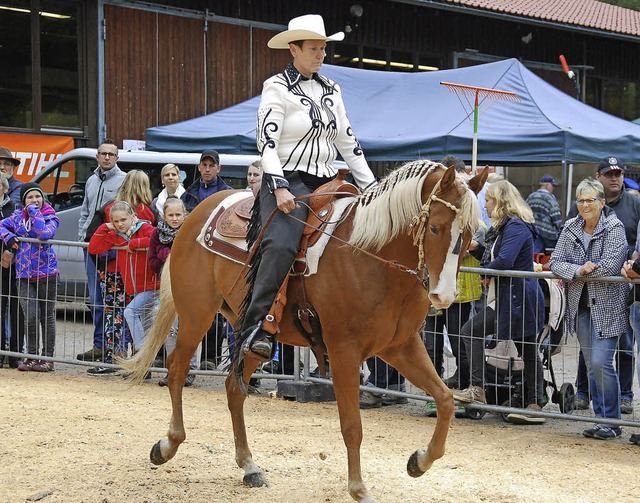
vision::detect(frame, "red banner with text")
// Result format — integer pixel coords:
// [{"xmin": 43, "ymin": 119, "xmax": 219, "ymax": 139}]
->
[{"xmin": 0, "ymin": 133, "xmax": 74, "ymax": 182}]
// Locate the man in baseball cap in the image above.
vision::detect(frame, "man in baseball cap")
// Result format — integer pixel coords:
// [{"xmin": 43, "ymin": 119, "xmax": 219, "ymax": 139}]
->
[
  {"xmin": 0, "ymin": 147, "xmax": 23, "ymax": 206},
  {"xmin": 526, "ymin": 174, "xmax": 562, "ymax": 253},
  {"xmin": 181, "ymin": 149, "xmax": 231, "ymax": 212}
]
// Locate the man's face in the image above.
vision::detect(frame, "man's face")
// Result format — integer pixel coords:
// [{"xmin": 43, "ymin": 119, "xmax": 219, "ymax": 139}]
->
[
  {"xmin": 596, "ymin": 169, "xmax": 624, "ymax": 199},
  {"xmin": 198, "ymin": 157, "xmax": 220, "ymax": 183},
  {"xmin": 96, "ymin": 144, "xmax": 118, "ymax": 171},
  {"xmin": 0, "ymin": 159, "xmax": 16, "ymax": 178}
]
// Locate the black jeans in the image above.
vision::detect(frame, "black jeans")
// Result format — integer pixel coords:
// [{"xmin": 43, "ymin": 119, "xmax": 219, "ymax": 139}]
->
[
  {"xmin": 366, "ymin": 356, "xmax": 404, "ymax": 389},
  {"xmin": 423, "ymin": 301, "xmax": 471, "ymax": 382}
]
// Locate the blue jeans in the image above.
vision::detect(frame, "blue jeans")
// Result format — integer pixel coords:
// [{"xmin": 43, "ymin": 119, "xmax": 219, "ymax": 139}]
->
[
  {"xmin": 629, "ymin": 301, "xmax": 640, "ymax": 388},
  {"xmin": 576, "ymin": 308, "xmax": 621, "ymax": 421},
  {"xmin": 124, "ymin": 290, "xmax": 159, "ymax": 352},
  {"xmin": 576, "ymin": 323, "xmax": 634, "ymax": 402},
  {"xmin": 84, "ymin": 249, "xmax": 105, "ymax": 349}
]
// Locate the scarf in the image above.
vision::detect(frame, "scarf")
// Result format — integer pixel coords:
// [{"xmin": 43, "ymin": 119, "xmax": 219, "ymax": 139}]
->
[
  {"xmin": 155, "ymin": 185, "xmax": 186, "ymax": 214},
  {"xmin": 157, "ymin": 218, "xmax": 180, "ymax": 245}
]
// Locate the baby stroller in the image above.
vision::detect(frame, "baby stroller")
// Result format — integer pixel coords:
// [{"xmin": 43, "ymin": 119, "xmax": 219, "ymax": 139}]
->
[{"xmin": 462, "ymin": 278, "xmax": 573, "ymax": 420}]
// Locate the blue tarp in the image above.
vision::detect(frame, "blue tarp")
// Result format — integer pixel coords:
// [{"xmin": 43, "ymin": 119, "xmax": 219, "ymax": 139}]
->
[{"xmin": 146, "ymin": 58, "xmax": 640, "ymax": 163}]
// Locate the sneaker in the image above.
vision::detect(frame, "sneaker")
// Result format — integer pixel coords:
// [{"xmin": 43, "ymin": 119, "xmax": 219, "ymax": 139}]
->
[
  {"xmin": 582, "ymin": 425, "xmax": 602, "ymax": 438},
  {"xmin": 453, "ymin": 385, "xmax": 486, "ymax": 404},
  {"xmin": 629, "ymin": 433, "xmax": 640, "ymax": 445},
  {"xmin": 32, "ymin": 360, "xmax": 54, "ymax": 372},
  {"xmin": 425, "ymin": 401, "xmax": 438, "ymax": 417},
  {"xmin": 18, "ymin": 359, "xmax": 38, "ymax": 372},
  {"xmin": 360, "ymin": 390, "xmax": 382, "ymax": 409},
  {"xmin": 87, "ymin": 366, "xmax": 118, "ymax": 376},
  {"xmin": 425, "ymin": 400, "xmax": 468, "ymax": 418},
  {"xmin": 158, "ymin": 373, "xmax": 196, "ymax": 387},
  {"xmin": 8, "ymin": 357, "xmax": 22, "ymax": 369},
  {"xmin": 261, "ymin": 361, "xmax": 281, "ymax": 374},
  {"xmin": 76, "ymin": 347, "xmax": 104, "ymax": 362},
  {"xmin": 574, "ymin": 396, "xmax": 590, "ymax": 410},
  {"xmin": 506, "ymin": 404, "xmax": 546, "ymax": 425},
  {"xmin": 592, "ymin": 425, "xmax": 622, "ymax": 440},
  {"xmin": 200, "ymin": 360, "xmax": 217, "ymax": 371},
  {"xmin": 620, "ymin": 399, "xmax": 633, "ymax": 415}
]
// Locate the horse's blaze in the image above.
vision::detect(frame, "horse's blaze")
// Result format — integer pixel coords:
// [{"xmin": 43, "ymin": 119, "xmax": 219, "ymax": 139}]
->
[{"xmin": 428, "ymin": 219, "xmax": 461, "ymax": 309}]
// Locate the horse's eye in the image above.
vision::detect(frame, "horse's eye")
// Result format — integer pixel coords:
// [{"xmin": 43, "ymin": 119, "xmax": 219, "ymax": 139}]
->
[{"xmin": 429, "ymin": 225, "xmax": 439, "ymax": 235}]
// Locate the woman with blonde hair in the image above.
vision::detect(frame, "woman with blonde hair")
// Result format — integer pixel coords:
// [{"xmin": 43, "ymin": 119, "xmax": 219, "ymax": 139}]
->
[
  {"xmin": 455, "ymin": 180, "xmax": 546, "ymax": 424},
  {"xmin": 152, "ymin": 164, "xmax": 185, "ymax": 215}
]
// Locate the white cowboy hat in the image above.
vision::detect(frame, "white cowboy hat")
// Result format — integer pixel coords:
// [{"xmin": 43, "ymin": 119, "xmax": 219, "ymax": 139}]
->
[{"xmin": 267, "ymin": 14, "xmax": 344, "ymax": 49}]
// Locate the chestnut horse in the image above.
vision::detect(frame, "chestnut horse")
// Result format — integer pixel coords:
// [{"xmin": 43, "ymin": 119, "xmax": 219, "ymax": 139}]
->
[{"xmin": 121, "ymin": 160, "xmax": 487, "ymax": 503}]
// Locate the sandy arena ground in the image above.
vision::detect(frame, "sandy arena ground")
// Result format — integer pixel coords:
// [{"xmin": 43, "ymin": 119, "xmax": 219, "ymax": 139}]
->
[{"xmin": 1, "ymin": 362, "xmax": 639, "ymax": 503}]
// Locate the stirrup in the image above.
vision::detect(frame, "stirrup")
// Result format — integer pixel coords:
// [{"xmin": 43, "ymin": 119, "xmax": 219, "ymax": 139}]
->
[{"xmin": 241, "ymin": 325, "xmax": 274, "ymax": 362}]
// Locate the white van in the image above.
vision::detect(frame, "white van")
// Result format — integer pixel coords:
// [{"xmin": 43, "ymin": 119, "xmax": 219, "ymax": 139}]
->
[{"xmin": 30, "ymin": 148, "xmax": 259, "ymax": 302}]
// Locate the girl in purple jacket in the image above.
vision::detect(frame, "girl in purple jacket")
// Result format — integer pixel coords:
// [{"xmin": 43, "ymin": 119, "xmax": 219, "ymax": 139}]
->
[{"xmin": 0, "ymin": 182, "xmax": 59, "ymax": 372}]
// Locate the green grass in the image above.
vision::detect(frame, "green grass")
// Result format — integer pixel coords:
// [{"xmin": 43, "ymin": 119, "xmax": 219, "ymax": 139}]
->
[{"xmin": 599, "ymin": 0, "xmax": 640, "ymax": 11}]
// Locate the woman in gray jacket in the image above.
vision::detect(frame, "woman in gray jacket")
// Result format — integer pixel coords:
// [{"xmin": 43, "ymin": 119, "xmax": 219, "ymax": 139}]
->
[{"xmin": 550, "ymin": 178, "xmax": 628, "ymax": 440}]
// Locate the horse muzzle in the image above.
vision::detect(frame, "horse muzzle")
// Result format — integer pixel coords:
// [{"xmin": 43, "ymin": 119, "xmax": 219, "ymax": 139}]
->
[{"xmin": 428, "ymin": 292, "xmax": 456, "ymax": 310}]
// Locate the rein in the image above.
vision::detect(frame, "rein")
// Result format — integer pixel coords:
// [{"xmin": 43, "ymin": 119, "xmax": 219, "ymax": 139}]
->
[{"xmin": 229, "ymin": 178, "xmax": 463, "ymax": 294}]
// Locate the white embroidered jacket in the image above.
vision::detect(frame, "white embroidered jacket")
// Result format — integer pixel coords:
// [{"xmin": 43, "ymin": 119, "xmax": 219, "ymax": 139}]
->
[{"xmin": 257, "ymin": 63, "xmax": 375, "ymax": 191}]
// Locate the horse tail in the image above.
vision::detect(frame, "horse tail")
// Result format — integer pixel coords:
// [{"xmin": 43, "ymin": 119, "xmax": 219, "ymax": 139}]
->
[{"xmin": 119, "ymin": 255, "xmax": 176, "ymax": 384}]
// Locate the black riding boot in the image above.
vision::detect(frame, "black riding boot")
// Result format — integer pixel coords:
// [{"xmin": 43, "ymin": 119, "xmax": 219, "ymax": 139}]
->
[{"xmin": 243, "ymin": 324, "xmax": 275, "ymax": 361}]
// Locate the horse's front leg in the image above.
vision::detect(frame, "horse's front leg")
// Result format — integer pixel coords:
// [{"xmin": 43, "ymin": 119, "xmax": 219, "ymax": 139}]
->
[
  {"xmin": 225, "ymin": 355, "xmax": 269, "ymax": 488},
  {"xmin": 379, "ymin": 332, "xmax": 454, "ymax": 476},
  {"xmin": 330, "ymin": 349, "xmax": 378, "ymax": 503},
  {"xmin": 149, "ymin": 323, "xmax": 203, "ymax": 465}
]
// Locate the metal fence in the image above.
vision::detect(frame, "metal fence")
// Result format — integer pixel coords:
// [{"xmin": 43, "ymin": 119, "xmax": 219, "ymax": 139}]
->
[{"xmin": 1, "ymin": 238, "xmax": 639, "ymax": 431}]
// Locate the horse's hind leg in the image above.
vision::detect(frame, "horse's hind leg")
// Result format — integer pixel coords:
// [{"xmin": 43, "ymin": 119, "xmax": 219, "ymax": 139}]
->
[
  {"xmin": 150, "ymin": 314, "xmax": 213, "ymax": 466},
  {"xmin": 225, "ymin": 355, "xmax": 269, "ymax": 488},
  {"xmin": 378, "ymin": 332, "xmax": 454, "ymax": 477}
]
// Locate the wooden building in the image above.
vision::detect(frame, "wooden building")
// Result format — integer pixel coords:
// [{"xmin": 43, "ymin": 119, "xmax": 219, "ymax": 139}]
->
[{"xmin": 0, "ymin": 0, "xmax": 638, "ymax": 151}]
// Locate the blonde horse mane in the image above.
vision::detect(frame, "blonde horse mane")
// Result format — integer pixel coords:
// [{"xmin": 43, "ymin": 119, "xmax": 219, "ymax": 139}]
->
[{"xmin": 349, "ymin": 160, "xmax": 480, "ymax": 253}]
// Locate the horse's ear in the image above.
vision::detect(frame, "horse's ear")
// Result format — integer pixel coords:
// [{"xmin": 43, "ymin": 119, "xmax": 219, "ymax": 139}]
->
[
  {"xmin": 468, "ymin": 166, "xmax": 490, "ymax": 195},
  {"xmin": 437, "ymin": 165, "xmax": 457, "ymax": 193}
]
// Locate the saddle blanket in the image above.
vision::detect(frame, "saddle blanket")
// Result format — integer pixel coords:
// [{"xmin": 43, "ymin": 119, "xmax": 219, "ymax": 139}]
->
[{"xmin": 196, "ymin": 191, "xmax": 356, "ymax": 276}]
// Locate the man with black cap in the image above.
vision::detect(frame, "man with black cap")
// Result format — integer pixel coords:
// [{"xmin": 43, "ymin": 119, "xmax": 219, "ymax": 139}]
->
[
  {"xmin": 567, "ymin": 155, "xmax": 640, "ymax": 415},
  {"xmin": 180, "ymin": 149, "xmax": 232, "ymax": 373},
  {"xmin": 180, "ymin": 150, "xmax": 232, "ymax": 212},
  {"xmin": 526, "ymin": 174, "xmax": 562, "ymax": 253},
  {"xmin": 0, "ymin": 147, "xmax": 24, "ymax": 206}
]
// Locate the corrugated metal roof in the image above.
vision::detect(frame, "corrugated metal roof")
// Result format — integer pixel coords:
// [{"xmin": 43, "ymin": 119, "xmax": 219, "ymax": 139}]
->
[{"xmin": 441, "ymin": 0, "xmax": 640, "ymax": 36}]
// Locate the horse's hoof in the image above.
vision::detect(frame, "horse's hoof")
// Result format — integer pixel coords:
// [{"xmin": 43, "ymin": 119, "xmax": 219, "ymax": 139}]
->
[
  {"xmin": 150, "ymin": 441, "xmax": 168, "ymax": 465},
  {"xmin": 243, "ymin": 471, "xmax": 269, "ymax": 488},
  {"xmin": 407, "ymin": 449, "xmax": 428, "ymax": 478}
]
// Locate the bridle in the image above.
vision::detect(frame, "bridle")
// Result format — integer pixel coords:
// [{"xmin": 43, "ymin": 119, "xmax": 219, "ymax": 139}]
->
[{"xmin": 408, "ymin": 176, "xmax": 462, "ymax": 274}]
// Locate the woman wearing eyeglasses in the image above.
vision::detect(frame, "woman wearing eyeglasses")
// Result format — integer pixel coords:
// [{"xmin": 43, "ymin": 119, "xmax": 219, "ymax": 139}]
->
[{"xmin": 550, "ymin": 178, "xmax": 628, "ymax": 440}]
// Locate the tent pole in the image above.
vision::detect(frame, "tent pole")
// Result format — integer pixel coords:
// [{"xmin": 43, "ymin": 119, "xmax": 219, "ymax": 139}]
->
[
  {"xmin": 566, "ymin": 161, "xmax": 574, "ymax": 216},
  {"xmin": 472, "ymin": 90, "xmax": 479, "ymax": 174}
]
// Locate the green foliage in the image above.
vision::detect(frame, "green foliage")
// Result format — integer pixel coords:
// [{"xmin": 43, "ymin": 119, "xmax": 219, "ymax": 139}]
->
[{"xmin": 599, "ymin": 0, "xmax": 640, "ymax": 11}]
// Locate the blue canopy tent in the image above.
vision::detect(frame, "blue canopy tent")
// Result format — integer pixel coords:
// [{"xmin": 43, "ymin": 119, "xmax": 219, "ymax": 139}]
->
[{"xmin": 146, "ymin": 58, "xmax": 640, "ymax": 164}]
